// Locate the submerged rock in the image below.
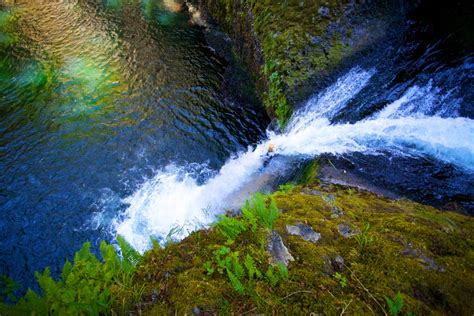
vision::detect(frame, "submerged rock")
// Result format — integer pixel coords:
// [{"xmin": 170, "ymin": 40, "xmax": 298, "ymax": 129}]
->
[
  {"xmin": 286, "ymin": 223, "xmax": 321, "ymax": 243},
  {"xmin": 267, "ymin": 231, "xmax": 294, "ymax": 266}
]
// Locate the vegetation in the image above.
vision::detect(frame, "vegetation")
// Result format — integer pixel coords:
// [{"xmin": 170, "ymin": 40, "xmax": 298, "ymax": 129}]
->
[
  {"xmin": 192, "ymin": 0, "xmax": 358, "ymax": 125},
  {"xmin": 1, "ymin": 184, "xmax": 473, "ymax": 314},
  {"xmin": 0, "ymin": 236, "xmax": 143, "ymax": 315}
]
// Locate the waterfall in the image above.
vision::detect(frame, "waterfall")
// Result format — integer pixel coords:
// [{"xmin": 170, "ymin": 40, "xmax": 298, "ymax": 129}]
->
[{"xmin": 113, "ymin": 66, "xmax": 474, "ymax": 252}]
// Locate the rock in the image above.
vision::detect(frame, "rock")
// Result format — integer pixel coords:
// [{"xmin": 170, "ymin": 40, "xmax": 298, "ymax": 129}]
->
[
  {"xmin": 303, "ymin": 188, "xmax": 321, "ymax": 195},
  {"xmin": 338, "ymin": 224, "xmax": 358, "ymax": 238},
  {"xmin": 192, "ymin": 306, "xmax": 201, "ymax": 315},
  {"xmin": 318, "ymin": 6, "xmax": 330, "ymax": 17},
  {"xmin": 331, "ymin": 206, "xmax": 345, "ymax": 218},
  {"xmin": 310, "ymin": 36, "xmax": 322, "ymax": 45},
  {"xmin": 332, "ymin": 255, "xmax": 345, "ymax": 271},
  {"xmin": 267, "ymin": 231, "xmax": 294, "ymax": 266},
  {"xmin": 402, "ymin": 244, "xmax": 446, "ymax": 272},
  {"xmin": 322, "ymin": 254, "xmax": 345, "ymax": 274},
  {"xmin": 322, "ymin": 194, "xmax": 336, "ymax": 205},
  {"xmin": 286, "ymin": 223, "xmax": 321, "ymax": 243}
]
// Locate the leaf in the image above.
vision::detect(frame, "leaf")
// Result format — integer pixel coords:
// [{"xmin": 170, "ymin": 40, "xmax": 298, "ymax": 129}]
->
[
  {"xmin": 226, "ymin": 269, "xmax": 245, "ymax": 294},
  {"xmin": 117, "ymin": 235, "xmax": 141, "ymax": 273},
  {"xmin": 385, "ymin": 292, "xmax": 404, "ymax": 316}
]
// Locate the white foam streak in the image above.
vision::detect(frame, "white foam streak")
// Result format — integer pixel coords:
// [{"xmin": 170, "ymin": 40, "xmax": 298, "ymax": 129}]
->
[{"xmin": 114, "ymin": 66, "xmax": 474, "ymax": 252}]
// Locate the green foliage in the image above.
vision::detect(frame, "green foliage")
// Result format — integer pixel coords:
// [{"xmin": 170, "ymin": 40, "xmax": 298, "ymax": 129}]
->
[
  {"xmin": 265, "ymin": 263, "xmax": 288, "ymax": 287},
  {"xmin": 243, "ymin": 193, "xmax": 279, "ymax": 230},
  {"xmin": 278, "ymin": 183, "xmax": 296, "ymax": 194},
  {"xmin": 354, "ymin": 223, "xmax": 375, "ymax": 253},
  {"xmin": 334, "ymin": 272, "xmax": 348, "ymax": 289},
  {"xmin": 216, "ymin": 215, "xmax": 247, "ymax": 240},
  {"xmin": 203, "ymin": 192, "xmax": 285, "ymax": 296},
  {"xmin": 244, "ymin": 254, "xmax": 262, "ymax": 280},
  {"xmin": 385, "ymin": 292, "xmax": 404, "ymax": 316},
  {"xmin": 0, "ymin": 275, "xmax": 19, "ymax": 302},
  {"xmin": 203, "ymin": 261, "xmax": 214, "ymax": 276},
  {"xmin": 3, "ymin": 239, "xmax": 142, "ymax": 314},
  {"xmin": 117, "ymin": 235, "xmax": 142, "ymax": 273}
]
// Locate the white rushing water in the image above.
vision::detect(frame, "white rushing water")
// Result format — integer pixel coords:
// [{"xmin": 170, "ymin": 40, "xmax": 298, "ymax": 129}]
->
[{"xmin": 114, "ymin": 66, "xmax": 474, "ymax": 252}]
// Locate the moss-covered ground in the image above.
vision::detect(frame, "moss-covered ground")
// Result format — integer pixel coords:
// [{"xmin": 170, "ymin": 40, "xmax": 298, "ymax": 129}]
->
[{"xmin": 133, "ymin": 183, "xmax": 474, "ymax": 315}]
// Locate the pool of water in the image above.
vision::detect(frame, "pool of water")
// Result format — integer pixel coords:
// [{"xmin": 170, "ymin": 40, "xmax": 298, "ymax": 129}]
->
[{"xmin": 0, "ymin": 0, "xmax": 268, "ymax": 289}]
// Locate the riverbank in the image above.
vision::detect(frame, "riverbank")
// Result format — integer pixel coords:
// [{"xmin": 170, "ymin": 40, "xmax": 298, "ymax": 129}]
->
[
  {"xmin": 130, "ymin": 182, "xmax": 473, "ymax": 314},
  {"xmin": 4, "ymin": 181, "xmax": 472, "ymax": 314}
]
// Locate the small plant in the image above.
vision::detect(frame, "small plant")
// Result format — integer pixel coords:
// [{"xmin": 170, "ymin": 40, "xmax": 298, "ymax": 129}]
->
[
  {"xmin": 385, "ymin": 292, "xmax": 404, "ymax": 316},
  {"xmin": 265, "ymin": 263, "xmax": 288, "ymax": 287},
  {"xmin": 354, "ymin": 223, "xmax": 375, "ymax": 253},
  {"xmin": 278, "ymin": 183, "xmax": 296, "ymax": 194},
  {"xmin": 243, "ymin": 193, "xmax": 279, "ymax": 230},
  {"xmin": 203, "ymin": 261, "xmax": 214, "ymax": 276},
  {"xmin": 334, "ymin": 272, "xmax": 348, "ymax": 288},
  {"xmin": 215, "ymin": 215, "xmax": 247, "ymax": 240}
]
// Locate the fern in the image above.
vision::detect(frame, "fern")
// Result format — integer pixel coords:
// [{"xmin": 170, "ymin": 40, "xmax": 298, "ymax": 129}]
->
[
  {"xmin": 276, "ymin": 263, "xmax": 289, "ymax": 280},
  {"xmin": 226, "ymin": 269, "xmax": 245, "ymax": 294},
  {"xmin": 117, "ymin": 235, "xmax": 142, "ymax": 272},
  {"xmin": 247, "ymin": 193, "xmax": 279, "ymax": 230},
  {"xmin": 385, "ymin": 292, "xmax": 404, "ymax": 316},
  {"xmin": 265, "ymin": 265, "xmax": 279, "ymax": 286},
  {"xmin": 4, "ymin": 239, "xmax": 142, "ymax": 314},
  {"xmin": 242, "ymin": 205, "xmax": 257, "ymax": 232},
  {"xmin": 244, "ymin": 254, "xmax": 261, "ymax": 280},
  {"xmin": 216, "ymin": 215, "xmax": 247, "ymax": 240},
  {"xmin": 0, "ymin": 275, "xmax": 19, "ymax": 302}
]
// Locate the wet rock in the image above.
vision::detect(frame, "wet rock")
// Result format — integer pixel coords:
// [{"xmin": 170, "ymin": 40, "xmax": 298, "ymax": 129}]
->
[
  {"xmin": 402, "ymin": 244, "xmax": 446, "ymax": 272},
  {"xmin": 267, "ymin": 231, "xmax": 294, "ymax": 266},
  {"xmin": 338, "ymin": 224, "xmax": 358, "ymax": 238},
  {"xmin": 318, "ymin": 6, "xmax": 330, "ymax": 17},
  {"xmin": 331, "ymin": 206, "xmax": 345, "ymax": 218},
  {"xmin": 286, "ymin": 223, "xmax": 321, "ymax": 243}
]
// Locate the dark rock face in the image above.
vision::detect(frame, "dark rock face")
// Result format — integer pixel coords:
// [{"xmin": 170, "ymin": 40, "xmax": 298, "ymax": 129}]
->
[
  {"xmin": 267, "ymin": 231, "xmax": 294, "ymax": 266},
  {"xmin": 286, "ymin": 223, "xmax": 321, "ymax": 243}
]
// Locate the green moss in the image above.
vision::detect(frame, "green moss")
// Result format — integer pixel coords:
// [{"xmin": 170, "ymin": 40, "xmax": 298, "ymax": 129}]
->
[
  {"xmin": 126, "ymin": 184, "xmax": 474, "ymax": 314},
  {"xmin": 192, "ymin": 0, "xmax": 355, "ymax": 126}
]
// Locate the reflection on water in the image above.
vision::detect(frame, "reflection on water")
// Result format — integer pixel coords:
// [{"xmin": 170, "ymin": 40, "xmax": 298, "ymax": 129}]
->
[{"xmin": 0, "ymin": 0, "xmax": 268, "ymax": 290}]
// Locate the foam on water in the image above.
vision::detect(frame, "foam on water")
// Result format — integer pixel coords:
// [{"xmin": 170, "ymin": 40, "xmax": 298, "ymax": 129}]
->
[{"xmin": 114, "ymin": 66, "xmax": 474, "ymax": 252}]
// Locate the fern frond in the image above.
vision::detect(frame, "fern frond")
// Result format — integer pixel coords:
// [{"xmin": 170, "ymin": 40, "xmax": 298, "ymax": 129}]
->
[{"xmin": 117, "ymin": 235, "xmax": 141, "ymax": 273}]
